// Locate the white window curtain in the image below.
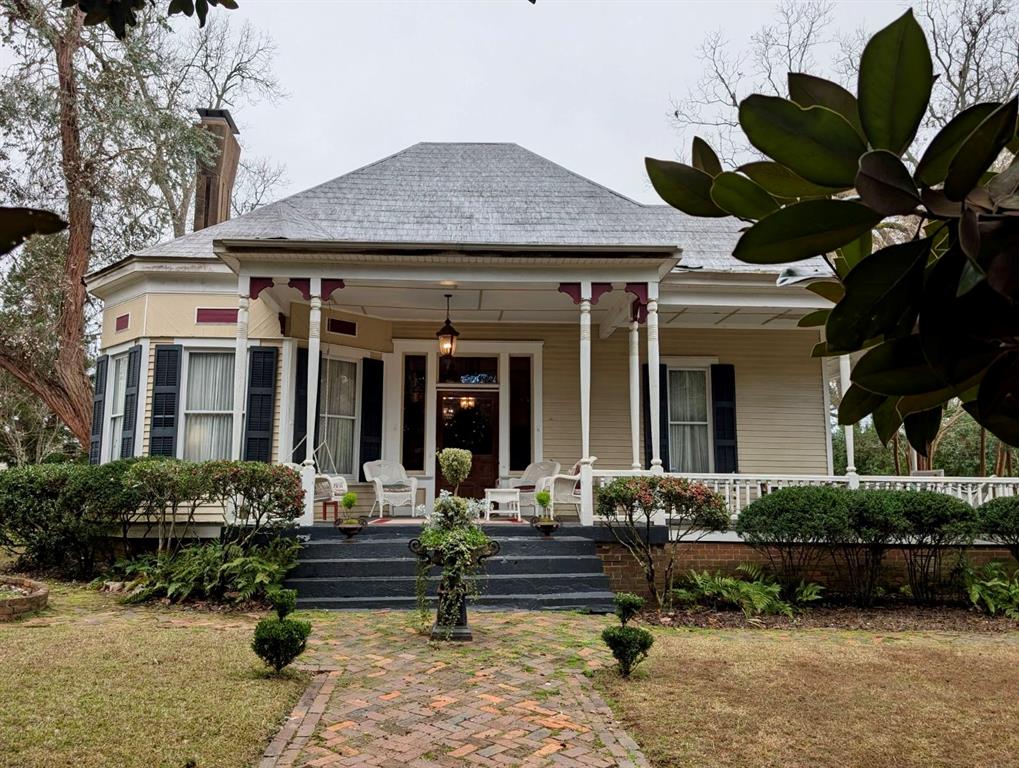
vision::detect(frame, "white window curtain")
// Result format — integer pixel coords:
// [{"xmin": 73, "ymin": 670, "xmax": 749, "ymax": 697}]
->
[
  {"xmin": 317, "ymin": 358, "xmax": 358, "ymax": 475},
  {"xmin": 668, "ymin": 369, "xmax": 710, "ymax": 473},
  {"xmin": 108, "ymin": 354, "xmax": 128, "ymax": 460},
  {"xmin": 184, "ymin": 351, "xmax": 234, "ymax": 461}
]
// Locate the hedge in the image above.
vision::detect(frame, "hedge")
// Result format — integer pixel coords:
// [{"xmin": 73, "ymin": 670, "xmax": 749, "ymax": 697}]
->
[{"xmin": 0, "ymin": 459, "xmax": 303, "ymax": 578}]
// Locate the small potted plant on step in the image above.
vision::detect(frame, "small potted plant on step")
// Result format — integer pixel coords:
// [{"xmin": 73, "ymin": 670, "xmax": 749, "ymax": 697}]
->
[
  {"xmin": 334, "ymin": 492, "xmax": 367, "ymax": 539},
  {"xmin": 529, "ymin": 489, "xmax": 559, "ymax": 537}
]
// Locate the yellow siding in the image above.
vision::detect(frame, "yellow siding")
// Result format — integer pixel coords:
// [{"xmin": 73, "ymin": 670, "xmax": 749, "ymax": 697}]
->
[
  {"xmin": 289, "ymin": 304, "xmax": 393, "ymax": 353},
  {"xmin": 100, "ymin": 295, "xmax": 148, "ymax": 347}
]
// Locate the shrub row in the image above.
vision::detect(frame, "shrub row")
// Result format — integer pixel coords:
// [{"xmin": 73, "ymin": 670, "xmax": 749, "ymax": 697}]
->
[
  {"xmin": 0, "ymin": 458, "xmax": 304, "ymax": 578},
  {"xmin": 735, "ymin": 487, "xmax": 1017, "ymax": 605}
]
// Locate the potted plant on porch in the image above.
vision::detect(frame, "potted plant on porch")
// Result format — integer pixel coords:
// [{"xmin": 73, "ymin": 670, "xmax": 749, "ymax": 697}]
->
[
  {"xmin": 334, "ymin": 492, "xmax": 368, "ymax": 539},
  {"xmin": 529, "ymin": 489, "xmax": 560, "ymax": 537},
  {"xmin": 409, "ymin": 448, "xmax": 499, "ymax": 641}
]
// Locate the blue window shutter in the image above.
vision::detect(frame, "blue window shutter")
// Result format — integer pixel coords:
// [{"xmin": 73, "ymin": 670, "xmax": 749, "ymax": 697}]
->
[
  {"xmin": 89, "ymin": 355, "xmax": 109, "ymax": 465},
  {"xmin": 358, "ymin": 358, "xmax": 384, "ymax": 481},
  {"xmin": 244, "ymin": 346, "xmax": 278, "ymax": 462},
  {"xmin": 640, "ymin": 363, "xmax": 670, "ymax": 471},
  {"xmin": 149, "ymin": 345, "xmax": 182, "ymax": 457},
  {"xmin": 118, "ymin": 345, "xmax": 143, "ymax": 458},
  {"xmin": 711, "ymin": 363, "xmax": 738, "ymax": 472}
]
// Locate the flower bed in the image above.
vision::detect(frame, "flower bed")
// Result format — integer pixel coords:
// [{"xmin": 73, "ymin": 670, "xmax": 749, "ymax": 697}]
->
[{"xmin": 0, "ymin": 576, "xmax": 47, "ymax": 620}]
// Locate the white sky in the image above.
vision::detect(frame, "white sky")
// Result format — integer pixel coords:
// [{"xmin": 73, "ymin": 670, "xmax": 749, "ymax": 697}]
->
[{"xmin": 230, "ymin": 0, "xmax": 908, "ymax": 204}]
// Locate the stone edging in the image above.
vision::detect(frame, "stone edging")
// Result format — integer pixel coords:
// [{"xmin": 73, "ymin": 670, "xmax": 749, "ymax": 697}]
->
[{"xmin": 0, "ymin": 576, "xmax": 48, "ymax": 621}]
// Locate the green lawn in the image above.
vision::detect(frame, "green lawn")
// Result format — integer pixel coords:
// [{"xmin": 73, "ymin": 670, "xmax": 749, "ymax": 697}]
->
[
  {"xmin": 0, "ymin": 581, "xmax": 307, "ymax": 768},
  {"xmin": 598, "ymin": 626, "xmax": 1019, "ymax": 768}
]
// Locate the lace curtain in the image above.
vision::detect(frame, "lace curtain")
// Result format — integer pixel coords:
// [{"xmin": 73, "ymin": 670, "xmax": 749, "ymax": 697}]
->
[
  {"xmin": 109, "ymin": 354, "xmax": 128, "ymax": 460},
  {"xmin": 184, "ymin": 351, "xmax": 234, "ymax": 461},
  {"xmin": 668, "ymin": 369, "xmax": 710, "ymax": 472},
  {"xmin": 317, "ymin": 358, "xmax": 357, "ymax": 475}
]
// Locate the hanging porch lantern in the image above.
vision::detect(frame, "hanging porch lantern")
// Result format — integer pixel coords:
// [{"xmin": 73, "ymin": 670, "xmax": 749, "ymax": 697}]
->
[{"xmin": 436, "ymin": 293, "xmax": 459, "ymax": 359}]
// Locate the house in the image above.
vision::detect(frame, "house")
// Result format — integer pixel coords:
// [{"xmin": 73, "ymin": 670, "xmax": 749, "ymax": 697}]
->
[{"xmin": 86, "ymin": 109, "xmax": 974, "ymax": 529}]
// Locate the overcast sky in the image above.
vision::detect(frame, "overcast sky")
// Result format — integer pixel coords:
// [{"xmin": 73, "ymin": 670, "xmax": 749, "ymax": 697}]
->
[{"xmin": 229, "ymin": 0, "xmax": 908, "ymax": 205}]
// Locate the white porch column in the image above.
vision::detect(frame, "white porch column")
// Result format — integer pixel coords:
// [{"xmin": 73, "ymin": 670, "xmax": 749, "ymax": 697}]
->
[
  {"xmin": 300, "ymin": 279, "xmax": 323, "ymax": 526},
  {"xmin": 647, "ymin": 282, "xmax": 663, "ymax": 473},
  {"xmin": 629, "ymin": 318, "xmax": 641, "ymax": 470},
  {"xmin": 231, "ymin": 276, "xmax": 250, "ymax": 460},
  {"xmin": 578, "ymin": 281, "xmax": 595, "ymax": 525},
  {"xmin": 839, "ymin": 354, "xmax": 859, "ymax": 488}
]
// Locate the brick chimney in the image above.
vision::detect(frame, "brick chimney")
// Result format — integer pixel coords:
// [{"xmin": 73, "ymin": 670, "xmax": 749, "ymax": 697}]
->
[{"xmin": 193, "ymin": 108, "xmax": 240, "ymax": 231}]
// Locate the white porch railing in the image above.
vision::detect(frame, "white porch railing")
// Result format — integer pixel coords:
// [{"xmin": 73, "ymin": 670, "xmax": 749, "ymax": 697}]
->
[{"xmin": 591, "ymin": 469, "xmax": 1019, "ymax": 518}]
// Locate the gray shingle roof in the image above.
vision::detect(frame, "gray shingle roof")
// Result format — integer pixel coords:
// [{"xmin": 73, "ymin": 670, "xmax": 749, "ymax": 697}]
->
[{"xmin": 133, "ymin": 142, "xmax": 825, "ymax": 276}]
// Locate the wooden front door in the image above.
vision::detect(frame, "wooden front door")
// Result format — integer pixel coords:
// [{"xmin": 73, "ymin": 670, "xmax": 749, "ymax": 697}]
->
[{"xmin": 436, "ymin": 390, "xmax": 499, "ymax": 499}]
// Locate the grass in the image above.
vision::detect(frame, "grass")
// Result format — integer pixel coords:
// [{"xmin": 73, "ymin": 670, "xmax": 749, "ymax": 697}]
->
[
  {"xmin": 0, "ymin": 581, "xmax": 307, "ymax": 768},
  {"xmin": 598, "ymin": 626, "xmax": 1019, "ymax": 768},
  {"xmin": 0, "ymin": 585, "xmax": 25, "ymax": 599}
]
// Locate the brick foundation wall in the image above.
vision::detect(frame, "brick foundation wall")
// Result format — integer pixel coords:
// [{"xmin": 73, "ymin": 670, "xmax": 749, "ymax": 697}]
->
[
  {"xmin": 0, "ymin": 576, "xmax": 48, "ymax": 620},
  {"xmin": 596, "ymin": 541, "xmax": 1018, "ymax": 598}
]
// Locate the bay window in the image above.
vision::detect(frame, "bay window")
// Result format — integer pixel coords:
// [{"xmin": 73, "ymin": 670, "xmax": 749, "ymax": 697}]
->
[{"xmin": 183, "ymin": 350, "xmax": 235, "ymax": 461}]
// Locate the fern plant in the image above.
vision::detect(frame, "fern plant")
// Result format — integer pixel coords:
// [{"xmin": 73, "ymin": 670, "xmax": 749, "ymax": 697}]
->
[{"xmin": 965, "ymin": 562, "xmax": 1019, "ymax": 619}]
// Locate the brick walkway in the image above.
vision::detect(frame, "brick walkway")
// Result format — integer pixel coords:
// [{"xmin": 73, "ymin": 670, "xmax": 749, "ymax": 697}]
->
[{"xmin": 260, "ymin": 610, "xmax": 650, "ymax": 768}]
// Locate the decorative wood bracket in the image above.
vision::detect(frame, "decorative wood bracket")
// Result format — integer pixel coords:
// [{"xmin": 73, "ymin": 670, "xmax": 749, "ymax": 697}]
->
[{"xmin": 557, "ymin": 282, "xmax": 613, "ymax": 305}]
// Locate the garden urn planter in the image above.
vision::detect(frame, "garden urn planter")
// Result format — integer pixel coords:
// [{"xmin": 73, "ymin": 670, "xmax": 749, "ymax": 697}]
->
[
  {"xmin": 334, "ymin": 516, "xmax": 369, "ymax": 539},
  {"xmin": 408, "ymin": 537, "xmax": 500, "ymax": 641},
  {"xmin": 529, "ymin": 516, "xmax": 560, "ymax": 537}
]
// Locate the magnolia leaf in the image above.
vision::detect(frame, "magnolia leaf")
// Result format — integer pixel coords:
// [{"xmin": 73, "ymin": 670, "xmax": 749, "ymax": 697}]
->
[
  {"xmin": 957, "ymin": 259, "xmax": 986, "ymax": 296},
  {"xmin": 826, "ymin": 238, "xmax": 930, "ymax": 352},
  {"xmin": 856, "ymin": 150, "xmax": 921, "ymax": 215},
  {"xmin": 738, "ymin": 162, "xmax": 842, "ymax": 198},
  {"xmin": 872, "ymin": 397, "xmax": 904, "ymax": 444},
  {"xmin": 945, "ymin": 97, "xmax": 1019, "ymax": 201},
  {"xmin": 959, "ymin": 206, "xmax": 980, "ymax": 261},
  {"xmin": 838, "ymin": 230, "xmax": 873, "ymax": 271},
  {"xmin": 691, "ymin": 137, "xmax": 723, "ymax": 177},
  {"xmin": 986, "ymin": 158, "xmax": 1019, "ymax": 206},
  {"xmin": 806, "ymin": 281, "xmax": 843, "ymax": 302},
  {"xmin": 733, "ymin": 199, "xmax": 881, "ymax": 264},
  {"xmin": 915, "ymin": 102, "xmax": 1000, "ymax": 186},
  {"xmin": 797, "ymin": 308, "xmax": 830, "ymax": 327},
  {"xmin": 739, "ymin": 96, "xmax": 867, "ymax": 187},
  {"xmin": 0, "ymin": 207, "xmax": 67, "ymax": 256},
  {"xmin": 787, "ymin": 72, "xmax": 864, "ymax": 137},
  {"xmin": 709, "ymin": 172, "xmax": 778, "ymax": 220},
  {"xmin": 838, "ymin": 384, "xmax": 887, "ymax": 425},
  {"xmin": 858, "ymin": 9, "xmax": 933, "ymax": 154},
  {"xmin": 903, "ymin": 406, "xmax": 942, "ymax": 456},
  {"xmin": 852, "ymin": 335, "xmax": 946, "ymax": 396},
  {"xmin": 811, "ymin": 340, "xmax": 832, "ymax": 358},
  {"xmin": 920, "ymin": 188, "xmax": 962, "ymax": 218},
  {"xmin": 977, "ymin": 353, "xmax": 1019, "ymax": 428},
  {"xmin": 645, "ymin": 158, "xmax": 728, "ymax": 217}
]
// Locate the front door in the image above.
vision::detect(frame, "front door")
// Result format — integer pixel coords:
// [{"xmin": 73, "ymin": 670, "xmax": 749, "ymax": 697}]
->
[{"xmin": 436, "ymin": 390, "xmax": 499, "ymax": 498}]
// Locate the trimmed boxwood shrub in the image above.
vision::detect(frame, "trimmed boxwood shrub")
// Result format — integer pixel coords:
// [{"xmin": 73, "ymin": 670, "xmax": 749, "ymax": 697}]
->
[
  {"xmin": 831, "ymin": 490, "xmax": 910, "ymax": 606},
  {"xmin": 602, "ymin": 625, "xmax": 654, "ymax": 677},
  {"xmin": 896, "ymin": 490, "xmax": 976, "ymax": 604},
  {"xmin": 253, "ymin": 587, "xmax": 311, "ymax": 673},
  {"xmin": 976, "ymin": 497, "xmax": 1019, "ymax": 561},
  {"xmin": 735, "ymin": 486, "xmax": 851, "ymax": 590}
]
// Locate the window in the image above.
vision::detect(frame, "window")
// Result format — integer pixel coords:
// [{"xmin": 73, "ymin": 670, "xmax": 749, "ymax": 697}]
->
[
  {"xmin": 183, "ymin": 351, "xmax": 234, "ymax": 461},
  {"xmin": 667, "ymin": 368, "xmax": 711, "ymax": 472},
  {"xmin": 318, "ymin": 357, "xmax": 358, "ymax": 475},
  {"xmin": 437, "ymin": 356, "xmax": 497, "ymax": 384},
  {"xmin": 107, "ymin": 353, "xmax": 129, "ymax": 461},
  {"xmin": 402, "ymin": 355, "xmax": 426, "ymax": 471},
  {"xmin": 509, "ymin": 356, "xmax": 532, "ymax": 471}
]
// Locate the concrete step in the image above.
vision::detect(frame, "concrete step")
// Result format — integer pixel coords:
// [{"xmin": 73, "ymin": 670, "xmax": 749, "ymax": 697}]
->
[
  {"xmin": 295, "ymin": 592, "xmax": 616, "ymax": 612},
  {"xmin": 291, "ymin": 554, "xmax": 607, "ymax": 579},
  {"xmin": 284, "ymin": 572, "xmax": 612, "ymax": 598},
  {"xmin": 299, "ymin": 523, "xmax": 594, "ymax": 541},
  {"xmin": 298, "ymin": 535, "xmax": 598, "ymax": 559}
]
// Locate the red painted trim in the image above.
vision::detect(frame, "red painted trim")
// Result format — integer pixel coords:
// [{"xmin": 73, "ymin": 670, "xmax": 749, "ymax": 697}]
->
[
  {"xmin": 288, "ymin": 277, "xmax": 311, "ymax": 300},
  {"xmin": 625, "ymin": 282, "xmax": 649, "ymax": 304},
  {"xmin": 114, "ymin": 313, "xmax": 129, "ymax": 332},
  {"xmin": 632, "ymin": 299, "xmax": 648, "ymax": 325},
  {"xmin": 196, "ymin": 307, "xmax": 239, "ymax": 324},
  {"xmin": 591, "ymin": 282, "xmax": 613, "ymax": 305},
  {"xmin": 322, "ymin": 278, "xmax": 345, "ymax": 300},
  {"xmin": 557, "ymin": 282, "xmax": 582, "ymax": 304},
  {"xmin": 249, "ymin": 277, "xmax": 274, "ymax": 299}
]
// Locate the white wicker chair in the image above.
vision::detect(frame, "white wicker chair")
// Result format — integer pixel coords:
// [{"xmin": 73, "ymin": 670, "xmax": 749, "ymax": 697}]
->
[
  {"xmin": 509, "ymin": 460, "xmax": 561, "ymax": 512},
  {"xmin": 282, "ymin": 462, "xmax": 348, "ymax": 507},
  {"xmin": 363, "ymin": 460, "xmax": 419, "ymax": 518},
  {"xmin": 536, "ymin": 459, "xmax": 594, "ymax": 519}
]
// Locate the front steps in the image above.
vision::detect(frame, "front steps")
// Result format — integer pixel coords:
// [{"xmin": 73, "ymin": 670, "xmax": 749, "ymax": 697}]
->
[{"xmin": 285, "ymin": 523, "xmax": 615, "ymax": 612}]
